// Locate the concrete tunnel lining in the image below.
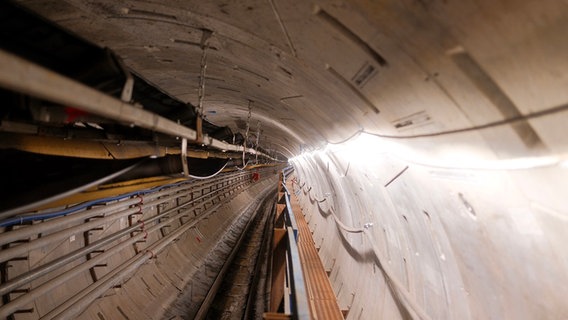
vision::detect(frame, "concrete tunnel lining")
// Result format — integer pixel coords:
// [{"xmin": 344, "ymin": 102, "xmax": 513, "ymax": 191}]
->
[{"xmin": 1, "ymin": 0, "xmax": 568, "ymax": 319}]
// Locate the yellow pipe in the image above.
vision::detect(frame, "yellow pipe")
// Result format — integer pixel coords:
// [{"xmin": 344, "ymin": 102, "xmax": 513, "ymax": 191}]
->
[{"xmin": 33, "ymin": 176, "xmax": 188, "ymax": 211}]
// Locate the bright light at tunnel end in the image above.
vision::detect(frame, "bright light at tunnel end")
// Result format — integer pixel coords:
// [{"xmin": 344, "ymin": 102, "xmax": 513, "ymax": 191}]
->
[{"xmin": 289, "ymin": 132, "xmax": 567, "ymax": 171}]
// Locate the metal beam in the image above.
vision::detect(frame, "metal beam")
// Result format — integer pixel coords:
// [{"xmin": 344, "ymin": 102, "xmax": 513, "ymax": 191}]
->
[
  {"xmin": 0, "ymin": 50, "xmax": 197, "ymax": 140},
  {"xmin": 0, "ymin": 49, "xmax": 278, "ymax": 160}
]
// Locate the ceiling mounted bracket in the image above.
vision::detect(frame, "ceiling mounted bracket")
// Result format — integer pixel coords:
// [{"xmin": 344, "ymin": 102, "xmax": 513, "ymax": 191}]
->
[
  {"xmin": 113, "ymin": 54, "xmax": 134, "ymax": 103},
  {"xmin": 255, "ymin": 120, "xmax": 262, "ymax": 164},
  {"xmin": 181, "ymin": 138, "xmax": 189, "ymax": 177},
  {"xmin": 196, "ymin": 30, "xmax": 213, "ymax": 144}
]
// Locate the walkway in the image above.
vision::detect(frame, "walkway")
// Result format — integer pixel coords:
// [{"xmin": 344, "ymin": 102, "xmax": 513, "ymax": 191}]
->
[{"xmin": 287, "ymin": 179, "xmax": 344, "ymax": 320}]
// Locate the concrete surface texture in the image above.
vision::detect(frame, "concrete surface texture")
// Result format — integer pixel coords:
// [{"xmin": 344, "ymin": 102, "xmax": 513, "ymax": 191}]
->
[{"xmin": 14, "ymin": 0, "xmax": 568, "ymax": 319}]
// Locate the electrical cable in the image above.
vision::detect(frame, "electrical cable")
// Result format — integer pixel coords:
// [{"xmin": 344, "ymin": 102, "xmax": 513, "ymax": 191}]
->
[
  {"xmin": 291, "ymin": 174, "xmax": 432, "ymax": 320},
  {"xmin": 326, "ymin": 102, "xmax": 568, "ymax": 144},
  {"xmin": 0, "ymin": 161, "xmax": 144, "ymax": 221},
  {"xmin": 188, "ymin": 161, "xmax": 229, "ymax": 180},
  {"xmin": 0, "ymin": 159, "xmax": 237, "ymax": 228},
  {"xmin": 235, "ymin": 160, "xmax": 251, "ymax": 171},
  {"xmin": 0, "ymin": 177, "xmax": 196, "ymax": 228},
  {"xmin": 327, "ymin": 128, "xmax": 363, "ymax": 145}
]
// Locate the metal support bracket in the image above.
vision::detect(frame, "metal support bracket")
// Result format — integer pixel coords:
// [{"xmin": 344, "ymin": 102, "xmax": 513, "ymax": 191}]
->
[{"xmin": 181, "ymin": 138, "xmax": 189, "ymax": 177}]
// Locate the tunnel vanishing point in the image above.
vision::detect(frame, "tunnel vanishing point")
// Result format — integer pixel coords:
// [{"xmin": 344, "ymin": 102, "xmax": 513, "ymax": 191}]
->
[{"xmin": 0, "ymin": 1, "xmax": 567, "ymax": 319}]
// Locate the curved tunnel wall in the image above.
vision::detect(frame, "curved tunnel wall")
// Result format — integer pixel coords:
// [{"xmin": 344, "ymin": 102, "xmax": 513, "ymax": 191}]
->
[
  {"xmin": 0, "ymin": 169, "xmax": 278, "ymax": 320},
  {"xmin": 3, "ymin": 0, "xmax": 568, "ymax": 319},
  {"xmin": 291, "ymin": 132, "xmax": 568, "ymax": 319}
]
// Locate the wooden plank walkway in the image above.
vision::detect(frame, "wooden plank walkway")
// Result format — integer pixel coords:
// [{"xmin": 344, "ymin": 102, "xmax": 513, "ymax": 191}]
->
[{"xmin": 287, "ymin": 179, "xmax": 344, "ymax": 320}]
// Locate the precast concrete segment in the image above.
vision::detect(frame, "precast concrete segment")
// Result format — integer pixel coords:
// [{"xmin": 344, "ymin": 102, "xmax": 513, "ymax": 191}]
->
[{"xmin": 5, "ymin": 1, "xmax": 568, "ymax": 319}]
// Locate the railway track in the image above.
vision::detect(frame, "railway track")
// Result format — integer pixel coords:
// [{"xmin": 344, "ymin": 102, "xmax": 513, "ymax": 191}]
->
[
  {"xmin": 0, "ymin": 167, "xmax": 279, "ymax": 319},
  {"xmin": 202, "ymin": 190, "xmax": 275, "ymax": 320}
]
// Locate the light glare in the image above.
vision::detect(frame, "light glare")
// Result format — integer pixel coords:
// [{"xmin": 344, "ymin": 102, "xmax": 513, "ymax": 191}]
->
[{"xmin": 289, "ymin": 132, "xmax": 566, "ymax": 171}]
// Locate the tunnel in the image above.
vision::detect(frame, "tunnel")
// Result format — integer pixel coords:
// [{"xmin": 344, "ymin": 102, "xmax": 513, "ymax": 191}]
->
[{"xmin": 0, "ymin": 0, "xmax": 567, "ymax": 319}]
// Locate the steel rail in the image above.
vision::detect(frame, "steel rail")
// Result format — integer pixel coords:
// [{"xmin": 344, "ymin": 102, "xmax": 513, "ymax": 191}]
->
[
  {"xmin": 194, "ymin": 188, "xmax": 274, "ymax": 320},
  {"xmin": 242, "ymin": 198, "xmax": 275, "ymax": 320}
]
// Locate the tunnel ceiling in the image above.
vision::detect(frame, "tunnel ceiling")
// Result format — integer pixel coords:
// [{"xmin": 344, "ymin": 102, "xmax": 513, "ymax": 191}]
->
[{"xmin": 13, "ymin": 0, "xmax": 568, "ymax": 158}]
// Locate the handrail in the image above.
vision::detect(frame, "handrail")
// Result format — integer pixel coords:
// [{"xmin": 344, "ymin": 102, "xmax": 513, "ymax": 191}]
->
[
  {"xmin": 285, "ymin": 226, "xmax": 310, "ymax": 320},
  {"xmin": 281, "ymin": 182, "xmax": 299, "ymax": 239},
  {"xmin": 284, "ymin": 189, "xmax": 299, "ymax": 240},
  {"xmin": 283, "ymin": 166, "xmax": 294, "ymax": 179},
  {"xmin": 279, "ymin": 168, "xmax": 310, "ymax": 320}
]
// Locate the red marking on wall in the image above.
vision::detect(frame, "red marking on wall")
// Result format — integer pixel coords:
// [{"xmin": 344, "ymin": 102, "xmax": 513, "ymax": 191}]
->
[{"xmin": 64, "ymin": 107, "xmax": 88, "ymax": 123}]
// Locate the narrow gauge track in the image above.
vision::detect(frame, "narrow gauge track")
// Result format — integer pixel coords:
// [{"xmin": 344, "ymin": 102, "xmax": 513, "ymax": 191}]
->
[
  {"xmin": 200, "ymin": 191, "xmax": 276, "ymax": 320},
  {"xmin": 0, "ymin": 167, "xmax": 277, "ymax": 319}
]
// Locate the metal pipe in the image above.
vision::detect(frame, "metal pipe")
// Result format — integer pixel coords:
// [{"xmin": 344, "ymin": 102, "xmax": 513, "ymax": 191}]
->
[
  {"xmin": 0, "ymin": 182, "xmax": 232, "ymax": 296},
  {"xmin": 0, "ymin": 175, "xmax": 251, "ymax": 308},
  {"xmin": 0, "ymin": 205, "xmax": 138, "ymax": 263},
  {"xmin": 0, "ymin": 188, "xmax": 171, "ymax": 247},
  {"xmin": 0, "ymin": 161, "xmax": 142, "ymax": 220},
  {"xmin": 47, "ymin": 175, "xmax": 260, "ymax": 320},
  {"xmin": 0, "ymin": 178, "xmax": 251, "ymax": 318},
  {"xmin": 1, "ymin": 194, "xmax": 168, "ymax": 263},
  {"xmin": 0, "ymin": 172, "xmax": 241, "ymax": 246},
  {"xmin": 285, "ymin": 226, "xmax": 311, "ymax": 319},
  {"xmin": 0, "ymin": 212, "xmax": 165, "ymax": 318},
  {"xmin": 0, "ymin": 222, "xmax": 141, "ymax": 297},
  {"xmin": 45, "ymin": 183, "xmax": 252, "ymax": 320},
  {"xmin": 0, "ymin": 173, "xmax": 246, "ymax": 262},
  {"xmin": 0, "ymin": 169, "xmax": 266, "ymax": 318},
  {"xmin": 194, "ymin": 191, "xmax": 270, "ymax": 320},
  {"xmin": 0, "ymin": 49, "xmax": 197, "ymax": 141},
  {"xmin": 0, "ymin": 49, "xmax": 276, "ymax": 159}
]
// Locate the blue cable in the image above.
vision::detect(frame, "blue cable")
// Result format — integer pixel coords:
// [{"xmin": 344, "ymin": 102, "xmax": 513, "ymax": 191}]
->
[{"xmin": 0, "ymin": 179, "xmax": 191, "ymax": 228}]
